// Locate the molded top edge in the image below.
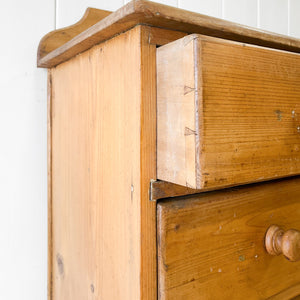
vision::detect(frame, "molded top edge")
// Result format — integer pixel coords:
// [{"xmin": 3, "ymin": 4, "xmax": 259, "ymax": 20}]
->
[{"xmin": 37, "ymin": 0, "xmax": 300, "ymax": 68}]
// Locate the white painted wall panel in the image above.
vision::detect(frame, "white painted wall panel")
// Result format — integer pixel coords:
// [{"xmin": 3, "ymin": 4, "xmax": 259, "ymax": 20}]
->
[
  {"xmin": 149, "ymin": 0, "xmax": 178, "ymax": 6},
  {"xmin": 259, "ymin": 0, "xmax": 288, "ymax": 35},
  {"xmin": 290, "ymin": 0, "xmax": 300, "ymax": 38},
  {"xmin": 178, "ymin": 0, "xmax": 222, "ymax": 18},
  {"xmin": 223, "ymin": 0, "xmax": 257, "ymax": 27},
  {"xmin": 125, "ymin": 0, "xmax": 177, "ymax": 6},
  {"xmin": 0, "ymin": 0, "xmax": 54, "ymax": 300}
]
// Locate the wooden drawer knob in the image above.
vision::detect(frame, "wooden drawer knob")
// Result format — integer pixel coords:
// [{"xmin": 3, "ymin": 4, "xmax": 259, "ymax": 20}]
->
[{"xmin": 265, "ymin": 225, "xmax": 300, "ymax": 262}]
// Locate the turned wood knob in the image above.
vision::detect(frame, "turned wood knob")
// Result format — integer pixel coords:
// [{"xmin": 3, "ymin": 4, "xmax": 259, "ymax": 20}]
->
[{"xmin": 265, "ymin": 225, "xmax": 300, "ymax": 262}]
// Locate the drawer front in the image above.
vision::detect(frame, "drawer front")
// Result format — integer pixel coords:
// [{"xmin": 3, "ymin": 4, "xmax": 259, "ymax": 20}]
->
[
  {"xmin": 157, "ymin": 177, "xmax": 300, "ymax": 300},
  {"xmin": 157, "ymin": 34, "xmax": 300, "ymax": 190}
]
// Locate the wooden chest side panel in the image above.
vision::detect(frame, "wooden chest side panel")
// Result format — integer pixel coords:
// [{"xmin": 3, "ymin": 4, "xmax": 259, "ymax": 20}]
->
[
  {"xmin": 157, "ymin": 177, "xmax": 300, "ymax": 299},
  {"xmin": 51, "ymin": 27, "xmax": 142, "ymax": 300},
  {"xmin": 157, "ymin": 34, "xmax": 300, "ymax": 190},
  {"xmin": 48, "ymin": 25, "xmax": 189, "ymax": 300}
]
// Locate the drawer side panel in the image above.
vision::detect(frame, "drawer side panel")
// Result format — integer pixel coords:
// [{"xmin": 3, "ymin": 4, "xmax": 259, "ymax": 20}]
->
[{"xmin": 157, "ymin": 35, "xmax": 199, "ymax": 188}]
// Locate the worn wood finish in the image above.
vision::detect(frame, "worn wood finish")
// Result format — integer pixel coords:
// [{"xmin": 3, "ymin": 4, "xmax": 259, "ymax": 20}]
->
[
  {"xmin": 37, "ymin": 0, "xmax": 300, "ymax": 68},
  {"xmin": 51, "ymin": 27, "xmax": 140, "ymax": 299},
  {"xmin": 140, "ymin": 26, "xmax": 157, "ymax": 300},
  {"xmin": 49, "ymin": 26, "xmax": 158, "ymax": 300},
  {"xmin": 38, "ymin": 8, "xmax": 111, "ymax": 61},
  {"xmin": 157, "ymin": 36, "xmax": 199, "ymax": 188},
  {"xmin": 157, "ymin": 34, "xmax": 300, "ymax": 190},
  {"xmin": 157, "ymin": 177, "xmax": 300, "ymax": 300},
  {"xmin": 47, "ymin": 25, "xmax": 192, "ymax": 300}
]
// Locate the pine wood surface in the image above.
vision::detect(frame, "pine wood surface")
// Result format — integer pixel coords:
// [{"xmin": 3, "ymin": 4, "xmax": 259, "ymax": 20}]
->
[
  {"xmin": 37, "ymin": 0, "xmax": 300, "ymax": 68},
  {"xmin": 48, "ymin": 25, "xmax": 183, "ymax": 300},
  {"xmin": 49, "ymin": 26, "xmax": 156, "ymax": 300},
  {"xmin": 157, "ymin": 34, "xmax": 300, "ymax": 190},
  {"xmin": 140, "ymin": 26, "xmax": 158, "ymax": 300},
  {"xmin": 51, "ymin": 27, "xmax": 141, "ymax": 299},
  {"xmin": 157, "ymin": 177, "xmax": 300, "ymax": 300}
]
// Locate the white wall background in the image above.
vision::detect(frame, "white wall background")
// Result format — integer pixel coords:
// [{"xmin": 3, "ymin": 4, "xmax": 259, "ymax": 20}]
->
[{"xmin": 0, "ymin": 0, "xmax": 299, "ymax": 299}]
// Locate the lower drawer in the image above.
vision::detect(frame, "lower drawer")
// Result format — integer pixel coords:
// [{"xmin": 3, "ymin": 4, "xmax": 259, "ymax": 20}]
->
[{"xmin": 157, "ymin": 177, "xmax": 300, "ymax": 299}]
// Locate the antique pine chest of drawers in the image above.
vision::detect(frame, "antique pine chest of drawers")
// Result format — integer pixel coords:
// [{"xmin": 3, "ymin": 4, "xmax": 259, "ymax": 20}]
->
[{"xmin": 38, "ymin": 1, "xmax": 300, "ymax": 299}]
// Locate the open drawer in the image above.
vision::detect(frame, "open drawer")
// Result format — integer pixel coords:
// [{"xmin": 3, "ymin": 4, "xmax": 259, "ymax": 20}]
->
[
  {"xmin": 157, "ymin": 177, "xmax": 300, "ymax": 299},
  {"xmin": 157, "ymin": 34, "xmax": 300, "ymax": 190}
]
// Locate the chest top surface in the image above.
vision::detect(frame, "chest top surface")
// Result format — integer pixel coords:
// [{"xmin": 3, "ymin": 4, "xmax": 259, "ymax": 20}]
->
[{"xmin": 37, "ymin": 0, "xmax": 300, "ymax": 68}]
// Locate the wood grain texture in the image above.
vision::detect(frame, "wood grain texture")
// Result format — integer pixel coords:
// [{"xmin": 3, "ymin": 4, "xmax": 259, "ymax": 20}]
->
[
  {"xmin": 49, "ymin": 26, "xmax": 156, "ymax": 300},
  {"xmin": 37, "ymin": 0, "xmax": 300, "ymax": 68},
  {"xmin": 157, "ymin": 36, "xmax": 199, "ymax": 188},
  {"xmin": 157, "ymin": 177, "xmax": 300, "ymax": 300},
  {"xmin": 38, "ymin": 8, "xmax": 111, "ymax": 62},
  {"xmin": 47, "ymin": 25, "xmax": 192, "ymax": 300},
  {"xmin": 157, "ymin": 34, "xmax": 300, "ymax": 190},
  {"xmin": 139, "ymin": 27, "xmax": 187, "ymax": 297},
  {"xmin": 140, "ymin": 26, "xmax": 157, "ymax": 300}
]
